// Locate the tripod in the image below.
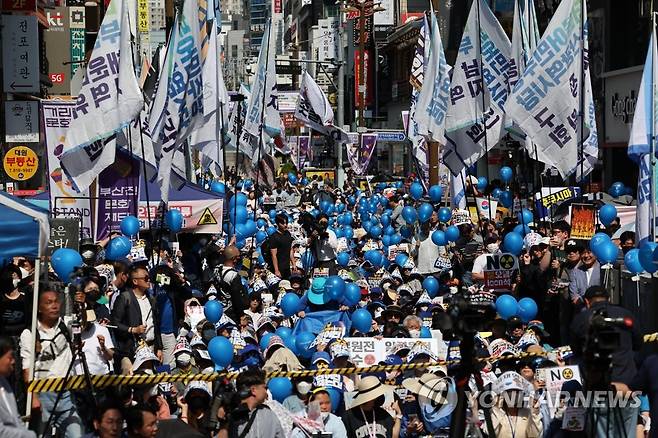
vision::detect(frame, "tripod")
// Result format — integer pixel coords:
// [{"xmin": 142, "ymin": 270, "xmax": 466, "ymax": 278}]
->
[{"xmin": 40, "ymin": 315, "xmax": 97, "ymax": 438}]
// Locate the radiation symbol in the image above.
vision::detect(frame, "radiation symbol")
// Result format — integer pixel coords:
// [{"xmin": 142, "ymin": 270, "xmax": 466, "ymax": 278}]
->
[
  {"xmin": 500, "ymin": 254, "xmax": 515, "ymax": 270},
  {"xmin": 562, "ymin": 368, "xmax": 574, "ymax": 379}
]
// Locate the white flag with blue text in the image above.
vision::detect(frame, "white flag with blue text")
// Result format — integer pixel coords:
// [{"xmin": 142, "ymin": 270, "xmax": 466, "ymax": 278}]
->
[
  {"xmin": 407, "ymin": 16, "xmax": 430, "ymax": 184},
  {"xmin": 415, "ymin": 10, "xmax": 451, "ymax": 143},
  {"xmin": 451, "ymin": 169, "xmax": 467, "ymax": 210},
  {"xmin": 149, "ymin": 0, "xmax": 205, "ymax": 203},
  {"xmin": 295, "ymin": 72, "xmax": 349, "ymax": 143},
  {"xmin": 442, "ymin": 0, "xmax": 511, "ymax": 175},
  {"xmin": 628, "ymin": 29, "xmax": 658, "ymax": 244},
  {"xmin": 60, "ymin": 0, "xmax": 143, "ymax": 192},
  {"xmin": 505, "ymin": 0, "xmax": 598, "ymax": 180}
]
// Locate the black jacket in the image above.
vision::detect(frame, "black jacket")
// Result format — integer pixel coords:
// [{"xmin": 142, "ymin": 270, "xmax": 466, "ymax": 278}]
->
[
  {"xmin": 110, "ymin": 289, "xmax": 163, "ymax": 357},
  {"xmin": 569, "ymin": 301, "xmax": 643, "ymax": 385}
]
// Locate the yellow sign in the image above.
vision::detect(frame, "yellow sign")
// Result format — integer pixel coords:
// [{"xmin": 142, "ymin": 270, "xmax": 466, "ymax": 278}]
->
[
  {"xmin": 197, "ymin": 207, "xmax": 218, "ymax": 225},
  {"xmin": 3, "ymin": 146, "xmax": 38, "ymax": 181},
  {"xmin": 137, "ymin": 0, "xmax": 149, "ymax": 33}
]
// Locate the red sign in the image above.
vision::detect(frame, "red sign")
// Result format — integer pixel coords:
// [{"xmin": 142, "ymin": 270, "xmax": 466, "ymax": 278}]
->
[
  {"xmin": 282, "ymin": 113, "xmax": 302, "ymax": 128},
  {"xmin": 274, "ymin": 0, "xmax": 282, "ymax": 13},
  {"xmin": 49, "ymin": 72, "xmax": 65, "ymax": 84},
  {"xmin": 400, "ymin": 12, "xmax": 424, "ymax": 24},
  {"xmin": 354, "ymin": 50, "xmax": 373, "ymax": 107},
  {"xmin": 2, "ymin": 0, "xmax": 36, "ymax": 11}
]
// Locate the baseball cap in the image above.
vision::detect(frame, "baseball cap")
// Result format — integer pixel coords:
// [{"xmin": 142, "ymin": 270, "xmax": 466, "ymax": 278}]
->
[
  {"xmin": 584, "ymin": 285, "xmax": 609, "ymax": 300},
  {"xmin": 564, "ymin": 238, "xmax": 584, "ymax": 252}
]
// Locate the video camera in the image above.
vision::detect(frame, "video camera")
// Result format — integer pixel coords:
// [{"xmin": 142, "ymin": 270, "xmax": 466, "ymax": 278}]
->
[
  {"xmin": 298, "ymin": 212, "xmax": 329, "ymax": 240},
  {"xmin": 438, "ymin": 290, "xmax": 497, "ymax": 335},
  {"xmin": 585, "ymin": 308, "xmax": 633, "ymax": 363}
]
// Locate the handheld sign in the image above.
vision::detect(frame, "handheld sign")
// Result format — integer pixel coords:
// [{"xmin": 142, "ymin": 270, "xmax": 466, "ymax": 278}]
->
[{"xmin": 483, "ymin": 253, "xmax": 519, "ymax": 292}]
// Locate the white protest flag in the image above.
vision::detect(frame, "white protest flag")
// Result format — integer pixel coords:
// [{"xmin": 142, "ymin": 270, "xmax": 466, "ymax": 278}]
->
[
  {"xmin": 228, "ymin": 84, "xmax": 251, "ymax": 151},
  {"xmin": 451, "ymin": 169, "xmax": 467, "ymax": 210},
  {"xmin": 505, "ymin": 0, "xmax": 598, "ymax": 180},
  {"xmin": 442, "ymin": 0, "xmax": 511, "ymax": 175},
  {"xmin": 190, "ymin": 0, "xmax": 230, "ymax": 170},
  {"xmin": 148, "ymin": 0, "xmax": 205, "ymax": 203},
  {"xmin": 60, "ymin": 0, "xmax": 143, "ymax": 192},
  {"xmin": 242, "ymin": 19, "xmax": 281, "ymax": 163},
  {"xmin": 506, "ymin": 0, "xmax": 540, "ymax": 151},
  {"xmin": 407, "ymin": 16, "xmax": 430, "ymax": 183},
  {"xmin": 628, "ymin": 28, "xmax": 658, "ymax": 244},
  {"xmin": 415, "ymin": 9, "xmax": 451, "ymax": 143},
  {"xmin": 295, "ymin": 71, "xmax": 349, "ymax": 143}
]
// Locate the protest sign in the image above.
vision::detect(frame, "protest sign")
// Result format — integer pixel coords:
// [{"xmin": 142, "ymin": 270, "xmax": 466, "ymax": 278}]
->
[
  {"xmin": 545, "ymin": 365, "xmax": 582, "ymax": 394},
  {"xmin": 534, "ymin": 187, "xmax": 581, "ymax": 220},
  {"xmin": 570, "ymin": 204, "xmax": 596, "ymax": 240},
  {"xmin": 344, "ymin": 338, "xmax": 379, "ymax": 366},
  {"xmin": 483, "ymin": 253, "xmax": 518, "ymax": 291}
]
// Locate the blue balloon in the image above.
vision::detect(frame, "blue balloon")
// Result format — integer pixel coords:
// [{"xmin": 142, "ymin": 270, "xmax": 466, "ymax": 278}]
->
[
  {"xmin": 640, "ymin": 242, "xmax": 658, "ymax": 273},
  {"xmin": 256, "ymin": 230, "xmax": 268, "ymax": 244},
  {"xmin": 208, "ymin": 336, "xmax": 234, "ymax": 368},
  {"xmin": 351, "ymin": 308, "xmax": 373, "ymax": 333},
  {"xmin": 243, "ymin": 179, "xmax": 253, "ymax": 189},
  {"xmin": 288, "ymin": 172, "xmax": 298, "ymax": 184},
  {"xmin": 517, "ymin": 297, "xmax": 538, "ymax": 322},
  {"xmin": 496, "ymin": 294, "xmax": 518, "ymax": 319},
  {"xmin": 596, "ymin": 241, "xmax": 619, "ymax": 265},
  {"xmin": 382, "ymin": 235, "xmax": 391, "ymax": 246},
  {"xmin": 503, "ymin": 232, "xmax": 524, "ymax": 255},
  {"xmin": 120, "ymin": 215, "xmax": 140, "ymax": 237},
  {"xmin": 347, "ymin": 195, "xmax": 356, "ymax": 205},
  {"xmin": 269, "ymin": 209, "xmax": 277, "ymax": 221},
  {"xmin": 365, "ymin": 250, "xmax": 384, "ymax": 267},
  {"xmin": 513, "ymin": 224, "xmax": 531, "ymax": 235},
  {"xmin": 343, "ymin": 283, "xmax": 361, "ymax": 306},
  {"xmin": 210, "ymin": 181, "xmax": 226, "ymax": 194},
  {"xmin": 395, "ymin": 253, "xmax": 409, "ymax": 267},
  {"xmin": 243, "ymin": 220, "xmax": 258, "ymax": 237},
  {"xmin": 320, "ymin": 200, "xmax": 332, "ymax": 213},
  {"xmin": 260, "ymin": 333, "xmax": 274, "ymax": 350},
  {"xmin": 499, "ymin": 190, "xmax": 513, "ymax": 208},
  {"xmin": 295, "ymin": 332, "xmax": 317, "ymax": 359},
  {"xmin": 257, "ymin": 218, "xmax": 266, "ymax": 228},
  {"xmin": 500, "ymin": 166, "xmax": 513, "ymax": 183},
  {"xmin": 438, "ymin": 207, "xmax": 452, "ymax": 223},
  {"xmin": 402, "ymin": 206, "xmax": 418, "ymax": 223},
  {"xmin": 276, "ymin": 326, "xmax": 293, "ymax": 342},
  {"xmin": 228, "ymin": 193, "xmax": 248, "ymax": 210},
  {"xmin": 326, "ymin": 387, "xmax": 342, "ymax": 412},
  {"xmin": 518, "ymin": 208, "xmax": 533, "ymax": 225},
  {"xmin": 420, "ymin": 327, "xmax": 432, "ymax": 338},
  {"xmin": 204, "ymin": 300, "xmax": 223, "ymax": 324},
  {"xmin": 370, "ymin": 224, "xmax": 383, "ymax": 238},
  {"xmin": 590, "ymin": 232, "xmax": 611, "ymax": 253},
  {"xmin": 165, "ymin": 209, "xmax": 184, "ymax": 232},
  {"xmin": 428, "ymin": 185, "xmax": 443, "ymax": 203},
  {"xmin": 400, "ymin": 226, "xmax": 413, "ymax": 239},
  {"xmin": 337, "ymin": 252, "xmax": 350, "ymax": 267},
  {"xmin": 599, "ymin": 204, "xmax": 618, "ymax": 227},
  {"xmin": 380, "ymin": 214, "xmax": 391, "ymax": 227},
  {"xmin": 445, "ymin": 225, "xmax": 460, "ymax": 242},
  {"xmin": 422, "ymin": 276, "xmax": 439, "ymax": 297},
  {"xmin": 625, "ymin": 249, "xmax": 644, "ymax": 274},
  {"xmin": 417, "ymin": 203, "xmax": 434, "ymax": 223},
  {"xmin": 609, "ymin": 182, "xmax": 625, "ymax": 198},
  {"xmin": 106, "ymin": 236, "xmax": 132, "ymax": 261},
  {"xmin": 325, "ymin": 276, "xmax": 346, "ymax": 301},
  {"xmin": 268, "ymin": 377, "xmax": 293, "ymax": 402},
  {"xmin": 384, "ymin": 225, "xmax": 395, "ymax": 236},
  {"xmin": 281, "ymin": 293, "xmax": 301, "ymax": 317},
  {"xmin": 390, "ymin": 233, "xmax": 403, "ymax": 245},
  {"xmin": 492, "ymin": 188, "xmax": 502, "ymax": 199},
  {"xmin": 431, "ymin": 230, "xmax": 447, "ymax": 246},
  {"xmin": 344, "ymin": 226, "xmax": 354, "ymax": 240},
  {"xmin": 301, "ymin": 177, "xmax": 309, "ymax": 185},
  {"xmin": 477, "ymin": 176, "xmax": 488, "ymax": 191},
  {"xmin": 362, "ymin": 220, "xmax": 372, "ymax": 233},
  {"xmin": 230, "ymin": 206, "xmax": 249, "ymax": 224},
  {"xmin": 410, "ymin": 182, "xmax": 424, "ymax": 200},
  {"xmin": 51, "ymin": 248, "xmax": 83, "ymax": 281},
  {"xmin": 235, "ymin": 239, "xmax": 246, "ymax": 250},
  {"xmin": 267, "ymin": 226, "xmax": 276, "ymax": 236}
]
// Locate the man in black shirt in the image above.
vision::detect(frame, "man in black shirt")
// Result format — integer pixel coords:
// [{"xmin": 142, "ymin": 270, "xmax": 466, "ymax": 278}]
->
[{"xmin": 268, "ymin": 214, "xmax": 294, "ymax": 280}]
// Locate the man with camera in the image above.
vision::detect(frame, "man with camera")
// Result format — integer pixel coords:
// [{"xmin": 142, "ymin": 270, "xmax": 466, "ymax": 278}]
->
[
  {"xmin": 306, "ymin": 214, "xmax": 339, "ymax": 275},
  {"xmin": 569, "ymin": 285, "xmax": 643, "ymax": 385},
  {"xmin": 229, "ymin": 368, "xmax": 284, "ymax": 438}
]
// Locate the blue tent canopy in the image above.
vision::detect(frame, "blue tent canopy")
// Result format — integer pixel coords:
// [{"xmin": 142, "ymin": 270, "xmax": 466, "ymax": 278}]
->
[{"xmin": 0, "ymin": 192, "xmax": 50, "ymax": 260}]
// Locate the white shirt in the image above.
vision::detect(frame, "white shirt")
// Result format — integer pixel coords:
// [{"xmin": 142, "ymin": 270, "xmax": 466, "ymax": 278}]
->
[
  {"xmin": 415, "ymin": 236, "xmax": 442, "ymax": 274},
  {"xmin": 136, "ymin": 294, "xmax": 155, "ymax": 342},
  {"xmin": 20, "ymin": 318, "xmax": 73, "ymax": 379},
  {"xmin": 76, "ymin": 323, "xmax": 115, "ymax": 375},
  {"xmin": 472, "ymin": 253, "xmax": 490, "ymax": 275},
  {"xmin": 315, "ymin": 229, "xmax": 338, "ymax": 262}
]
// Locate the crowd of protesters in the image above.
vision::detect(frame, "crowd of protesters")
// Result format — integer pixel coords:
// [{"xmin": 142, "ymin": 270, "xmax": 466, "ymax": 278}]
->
[{"xmin": 0, "ymin": 172, "xmax": 655, "ymax": 438}]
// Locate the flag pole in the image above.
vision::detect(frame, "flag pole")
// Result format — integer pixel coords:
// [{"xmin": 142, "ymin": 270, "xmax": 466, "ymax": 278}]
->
[
  {"xmin": 579, "ymin": 0, "xmax": 585, "ymax": 191},
  {"xmin": 651, "ymin": 11, "xmax": 656, "ymax": 242},
  {"xmin": 219, "ymin": 101, "xmax": 227, "ymax": 182}
]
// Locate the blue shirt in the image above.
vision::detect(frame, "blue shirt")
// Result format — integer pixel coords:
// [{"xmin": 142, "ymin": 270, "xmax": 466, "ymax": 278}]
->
[{"xmin": 156, "ymin": 289, "xmax": 175, "ymax": 334}]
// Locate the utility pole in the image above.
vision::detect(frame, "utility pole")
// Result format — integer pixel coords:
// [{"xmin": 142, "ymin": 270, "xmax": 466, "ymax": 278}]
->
[{"xmin": 337, "ymin": 24, "xmax": 345, "ymax": 188}]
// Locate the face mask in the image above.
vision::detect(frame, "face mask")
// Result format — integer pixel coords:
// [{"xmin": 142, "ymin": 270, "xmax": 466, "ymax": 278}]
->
[
  {"xmin": 96, "ymin": 295, "xmax": 109, "ymax": 305},
  {"xmin": 486, "ymin": 243, "xmax": 500, "ymax": 254},
  {"xmin": 86, "ymin": 290, "xmax": 101, "ymax": 303},
  {"xmin": 297, "ymin": 381, "xmax": 312, "ymax": 395},
  {"xmin": 358, "ymin": 300, "xmax": 368, "ymax": 308},
  {"xmin": 385, "ymin": 371, "xmax": 399, "ymax": 381},
  {"xmin": 19, "ymin": 267, "xmax": 29, "ymax": 279},
  {"xmin": 409, "ymin": 329, "xmax": 420, "ymax": 338},
  {"xmin": 176, "ymin": 353, "xmax": 191, "ymax": 366},
  {"xmin": 12, "ymin": 279, "xmax": 20, "ymax": 288},
  {"xmin": 320, "ymin": 412, "xmax": 330, "ymax": 420},
  {"xmin": 201, "ymin": 366, "xmax": 214, "ymax": 374}
]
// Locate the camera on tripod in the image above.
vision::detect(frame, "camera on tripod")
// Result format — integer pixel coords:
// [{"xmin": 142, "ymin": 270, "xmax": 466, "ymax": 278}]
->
[
  {"xmin": 585, "ymin": 308, "xmax": 633, "ymax": 362},
  {"xmin": 438, "ymin": 290, "xmax": 497, "ymax": 335}
]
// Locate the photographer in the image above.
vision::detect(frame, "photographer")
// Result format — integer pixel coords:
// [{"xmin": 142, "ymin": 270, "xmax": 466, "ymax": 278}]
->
[
  {"xmin": 228, "ymin": 368, "xmax": 284, "ymax": 438},
  {"xmin": 306, "ymin": 214, "xmax": 339, "ymax": 275},
  {"xmin": 569, "ymin": 286, "xmax": 643, "ymax": 385}
]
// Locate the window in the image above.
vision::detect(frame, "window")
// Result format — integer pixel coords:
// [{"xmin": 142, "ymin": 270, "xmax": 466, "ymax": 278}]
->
[{"xmin": 232, "ymin": 45, "xmax": 238, "ymax": 58}]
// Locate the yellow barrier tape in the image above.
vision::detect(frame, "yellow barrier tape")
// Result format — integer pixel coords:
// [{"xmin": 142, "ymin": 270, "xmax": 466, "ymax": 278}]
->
[{"xmin": 27, "ymin": 332, "xmax": 658, "ymax": 393}]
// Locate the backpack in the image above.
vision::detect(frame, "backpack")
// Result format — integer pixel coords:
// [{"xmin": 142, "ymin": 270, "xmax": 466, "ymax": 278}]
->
[
  {"xmin": 211, "ymin": 266, "xmax": 239, "ymax": 312},
  {"xmin": 260, "ymin": 236, "xmax": 273, "ymax": 268}
]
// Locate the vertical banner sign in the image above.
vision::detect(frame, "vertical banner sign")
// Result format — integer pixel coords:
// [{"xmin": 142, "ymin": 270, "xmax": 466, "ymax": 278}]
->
[
  {"xmin": 138, "ymin": 0, "xmax": 149, "ymax": 33},
  {"xmin": 4, "ymin": 101, "xmax": 40, "ymax": 143},
  {"xmin": 570, "ymin": 204, "xmax": 596, "ymax": 240},
  {"xmin": 43, "ymin": 7, "xmax": 71, "ymax": 95},
  {"xmin": 2, "ymin": 15, "xmax": 40, "ymax": 93},
  {"xmin": 298, "ymin": 135, "xmax": 311, "ymax": 167},
  {"xmin": 96, "ymin": 153, "xmax": 141, "ymax": 241},
  {"xmin": 354, "ymin": 50, "xmax": 373, "ymax": 106},
  {"xmin": 41, "ymin": 101, "xmax": 94, "ymax": 238},
  {"xmin": 69, "ymin": 7, "xmax": 86, "ymax": 77}
]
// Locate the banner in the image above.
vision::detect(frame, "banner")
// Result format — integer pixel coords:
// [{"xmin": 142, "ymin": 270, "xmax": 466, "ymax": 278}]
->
[
  {"xmin": 570, "ymin": 203, "xmax": 596, "ymax": 240},
  {"xmin": 95, "ymin": 152, "xmax": 141, "ymax": 240},
  {"xmin": 628, "ymin": 28, "xmax": 658, "ymax": 245},
  {"xmin": 443, "ymin": 0, "xmax": 511, "ymax": 175},
  {"xmin": 344, "ymin": 337, "xmax": 443, "ymax": 367},
  {"xmin": 295, "ymin": 72, "xmax": 349, "ymax": 143},
  {"xmin": 60, "ymin": 0, "xmax": 143, "ymax": 192},
  {"xmin": 138, "ymin": 199, "xmax": 223, "ymax": 234},
  {"xmin": 346, "ymin": 133, "xmax": 377, "ymax": 175},
  {"xmin": 298, "ymin": 134, "xmax": 312, "ymax": 167},
  {"xmin": 505, "ymin": 0, "xmax": 598, "ymax": 180},
  {"xmin": 41, "ymin": 101, "xmax": 93, "ymax": 238},
  {"xmin": 407, "ymin": 17, "xmax": 429, "ymax": 185},
  {"xmin": 475, "ymin": 197, "xmax": 498, "ymax": 220},
  {"xmin": 533, "ymin": 186, "xmax": 581, "ymax": 220}
]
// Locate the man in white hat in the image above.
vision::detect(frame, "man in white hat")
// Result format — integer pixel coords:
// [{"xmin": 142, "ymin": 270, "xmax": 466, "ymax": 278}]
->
[{"xmin": 342, "ymin": 376, "xmax": 400, "ymax": 438}]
